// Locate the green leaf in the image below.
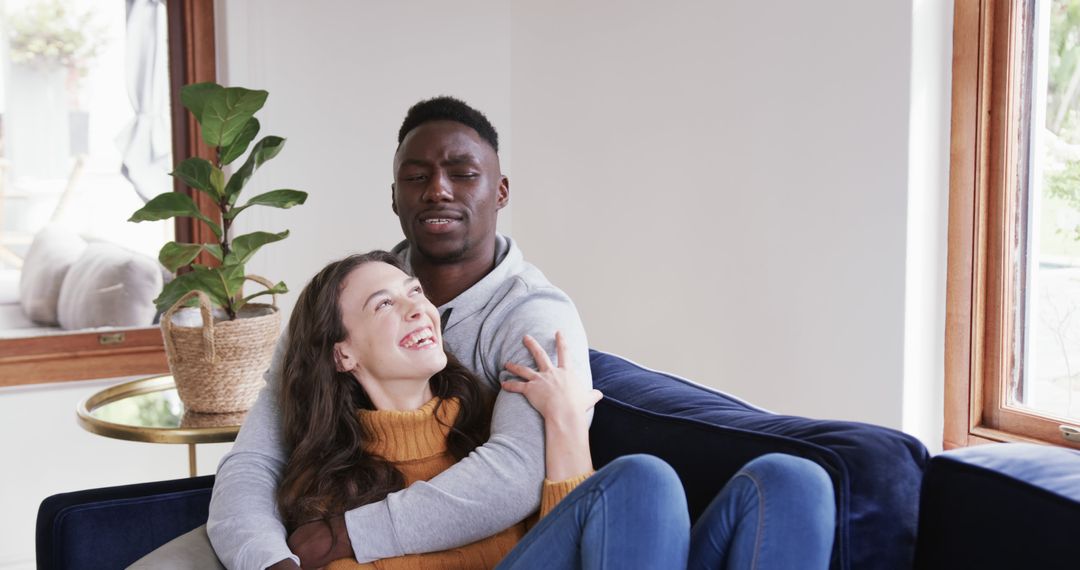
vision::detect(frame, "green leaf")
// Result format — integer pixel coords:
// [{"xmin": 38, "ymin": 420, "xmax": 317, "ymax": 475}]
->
[
  {"xmin": 158, "ymin": 242, "xmax": 224, "ymax": 272},
  {"xmin": 131, "ymin": 192, "xmax": 206, "ymax": 223},
  {"xmin": 179, "ymin": 82, "xmax": 224, "ymax": 123},
  {"xmin": 218, "ymin": 263, "xmax": 247, "ymax": 301},
  {"xmin": 224, "ymin": 136, "xmax": 286, "ymax": 203},
  {"xmin": 246, "ymin": 189, "xmax": 307, "ymax": 208},
  {"xmin": 220, "ymin": 118, "xmax": 260, "ymax": 165},
  {"xmin": 226, "ymin": 189, "xmax": 308, "ymax": 220},
  {"xmin": 200, "ymin": 87, "xmax": 269, "ymax": 148},
  {"xmin": 157, "ymin": 264, "xmax": 246, "ymax": 314},
  {"xmin": 159, "ymin": 242, "xmax": 205, "ymax": 273},
  {"xmin": 210, "ymin": 166, "xmax": 225, "ymax": 199},
  {"xmin": 170, "ymin": 158, "xmax": 215, "ymax": 195},
  {"xmin": 155, "ymin": 268, "xmax": 229, "ymax": 314},
  {"xmin": 156, "ymin": 272, "xmax": 196, "ymax": 312},
  {"xmin": 224, "ymin": 230, "xmax": 289, "ymax": 266},
  {"xmin": 129, "ymin": 193, "xmax": 223, "ymax": 238}
]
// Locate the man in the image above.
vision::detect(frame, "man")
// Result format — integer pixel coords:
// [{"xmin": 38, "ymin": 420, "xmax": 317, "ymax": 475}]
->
[{"xmin": 207, "ymin": 97, "xmax": 592, "ymax": 569}]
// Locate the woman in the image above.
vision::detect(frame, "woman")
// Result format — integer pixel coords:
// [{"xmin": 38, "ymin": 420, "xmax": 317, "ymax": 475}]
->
[{"xmin": 277, "ymin": 251, "xmax": 835, "ymax": 569}]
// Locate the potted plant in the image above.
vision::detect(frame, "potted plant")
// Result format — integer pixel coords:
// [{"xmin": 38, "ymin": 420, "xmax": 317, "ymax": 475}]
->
[{"xmin": 130, "ymin": 82, "xmax": 306, "ymax": 413}]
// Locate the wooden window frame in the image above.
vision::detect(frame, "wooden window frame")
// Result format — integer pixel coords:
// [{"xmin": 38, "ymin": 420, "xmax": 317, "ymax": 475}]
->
[
  {"xmin": 946, "ymin": 0, "xmax": 1080, "ymax": 450},
  {"xmin": 0, "ymin": 0, "xmax": 217, "ymax": 387}
]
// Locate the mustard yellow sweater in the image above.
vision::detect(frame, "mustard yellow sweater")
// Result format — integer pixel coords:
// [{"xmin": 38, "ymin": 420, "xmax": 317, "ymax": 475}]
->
[{"xmin": 326, "ymin": 397, "xmax": 590, "ymax": 570}]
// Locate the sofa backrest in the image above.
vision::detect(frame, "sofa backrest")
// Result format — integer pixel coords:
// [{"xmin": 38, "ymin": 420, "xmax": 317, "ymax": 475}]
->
[
  {"xmin": 36, "ymin": 475, "xmax": 215, "ymax": 570},
  {"xmin": 587, "ymin": 349, "xmax": 930, "ymax": 570}
]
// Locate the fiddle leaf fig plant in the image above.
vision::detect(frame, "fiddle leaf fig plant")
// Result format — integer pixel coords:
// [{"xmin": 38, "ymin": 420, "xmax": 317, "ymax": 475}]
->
[{"xmin": 130, "ymin": 82, "xmax": 307, "ymax": 319}]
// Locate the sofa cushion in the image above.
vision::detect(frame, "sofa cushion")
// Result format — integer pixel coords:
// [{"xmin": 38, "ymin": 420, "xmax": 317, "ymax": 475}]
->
[
  {"xmin": 18, "ymin": 226, "xmax": 87, "ymax": 324},
  {"xmin": 56, "ymin": 242, "xmax": 163, "ymax": 330},
  {"xmin": 587, "ymin": 350, "xmax": 930, "ymax": 570},
  {"xmin": 0, "ymin": 269, "xmax": 41, "ymax": 334},
  {"xmin": 0, "ymin": 269, "xmax": 20, "ymax": 305},
  {"xmin": 914, "ymin": 443, "xmax": 1080, "ymax": 570},
  {"xmin": 128, "ymin": 524, "xmax": 224, "ymax": 569}
]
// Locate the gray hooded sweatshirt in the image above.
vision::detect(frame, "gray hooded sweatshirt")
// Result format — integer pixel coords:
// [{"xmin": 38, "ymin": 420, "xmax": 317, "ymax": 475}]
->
[{"xmin": 206, "ymin": 235, "xmax": 591, "ymax": 568}]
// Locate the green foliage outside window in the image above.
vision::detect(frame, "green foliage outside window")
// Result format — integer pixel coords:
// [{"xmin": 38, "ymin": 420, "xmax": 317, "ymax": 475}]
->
[
  {"xmin": 1043, "ymin": 1, "xmax": 1080, "ymax": 251},
  {"xmin": 5, "ymin": 0, "xmax": 108, "ymax": 77}
]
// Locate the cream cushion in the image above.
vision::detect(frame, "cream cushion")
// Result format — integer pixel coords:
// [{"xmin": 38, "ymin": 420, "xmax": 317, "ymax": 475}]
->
[
  {"xmin": 19, "ymin": 226, "xmax": 88, "ymax": 325},
  {"xmin": 57, "ymin": 242, "xmax": 163, "ymax": 330},
  {"xmin": 0, "ymin": 269, "xmax": 20, "ymax": 305},
  {"xmin": 127, "ymin": 525, "xmax": 225, "ymax": 569}
]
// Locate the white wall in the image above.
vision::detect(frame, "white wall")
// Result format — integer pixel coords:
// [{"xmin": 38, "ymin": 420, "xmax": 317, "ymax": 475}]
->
[
  {"xmin": 509, "ymin": 0, "xmax": 950, "ymax": 431},
  {"xmin": 903, "ymin": 0, "xmax": 953, "ymax": 452}
]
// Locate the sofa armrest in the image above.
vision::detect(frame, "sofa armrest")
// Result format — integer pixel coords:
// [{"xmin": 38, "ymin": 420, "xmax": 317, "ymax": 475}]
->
[
  {"xmin": 914, "ymin": 443, "xmax": 1080, "ymax": 570},
  {"xmin": 588, "ymin": 350, "xmax": 929, "ymax": 570},
  {"xmin": 36, "ymin": 475, "xmax": 215, "ymax": 570}
]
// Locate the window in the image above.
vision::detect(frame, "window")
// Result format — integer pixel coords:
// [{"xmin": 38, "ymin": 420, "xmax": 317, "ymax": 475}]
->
[
  {"xmin": 1, "ymin": 0, "xmax": 174, "ymax": 335},
  {"xmin": 946, "ymin": 0, "xmax": 1080, "ymax": 449},
  {"xmin": 0, "ymin": 0, "xmax": 216, "ymax": 385}
]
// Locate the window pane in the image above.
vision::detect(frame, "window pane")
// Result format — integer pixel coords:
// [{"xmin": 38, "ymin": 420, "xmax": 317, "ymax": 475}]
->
[
  {"xmin": 1020, "ymin": 0, "xmax": 1080, "ymax": 422},
  {"xmin": 0, "ymin": 0, "xmax": 173, "ymax": 335}
]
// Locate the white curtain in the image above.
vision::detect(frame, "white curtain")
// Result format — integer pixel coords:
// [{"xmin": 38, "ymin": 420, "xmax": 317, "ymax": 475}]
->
[{"xmin": 117, "ymin": 0, "xmax": 172, "ymax": 203}]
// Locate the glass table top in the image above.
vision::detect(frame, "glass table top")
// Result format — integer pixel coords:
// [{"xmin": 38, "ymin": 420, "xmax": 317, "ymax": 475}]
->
[{"xmin": 77, "ymin": 375, "xmax": 246, "ymax": 444}]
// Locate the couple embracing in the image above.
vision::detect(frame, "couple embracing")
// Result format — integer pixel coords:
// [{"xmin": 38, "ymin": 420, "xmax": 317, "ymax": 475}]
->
[{"xmin": 204, "ymin": 98, "xmax": 835, "ymax": 570}]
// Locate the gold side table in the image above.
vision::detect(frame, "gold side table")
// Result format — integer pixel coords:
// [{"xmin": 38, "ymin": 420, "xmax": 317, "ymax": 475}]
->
[{"xmin": 76, "ymin": 375, "xmax": 246, "ymax": 477}]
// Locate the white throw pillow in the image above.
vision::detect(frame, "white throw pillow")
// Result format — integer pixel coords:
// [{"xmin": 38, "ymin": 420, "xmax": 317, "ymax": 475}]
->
[
  {"xmin": 57, "ymin": 242, "xmax": 163, "ymax": 330},
  {"xmin": 127, "ymin": 525, "xmax": 225, "ymax": 569},
  {"xmin": 0, "ymin": 269, "xmax": 20, "ymax": 305},
  {"xmin": 19, "ymin": 226, "xmax": 88, "ymax": 325}
]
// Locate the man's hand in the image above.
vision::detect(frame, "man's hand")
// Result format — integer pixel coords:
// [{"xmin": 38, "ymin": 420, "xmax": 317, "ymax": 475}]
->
[{"xmin": 286, "ymin": 515, "xmax": 353, "ymax": 569}]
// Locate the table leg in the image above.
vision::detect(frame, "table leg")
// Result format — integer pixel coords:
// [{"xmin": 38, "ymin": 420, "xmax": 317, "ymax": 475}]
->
[{"xmin": 188, "ymin": 443, "xmax": 197, "ymax": 477}]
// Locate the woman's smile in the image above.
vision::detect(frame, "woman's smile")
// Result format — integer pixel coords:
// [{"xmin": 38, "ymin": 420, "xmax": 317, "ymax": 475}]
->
[{"xmin": 400, "ymin": 326, "xmax": 437, "ymax": 349}]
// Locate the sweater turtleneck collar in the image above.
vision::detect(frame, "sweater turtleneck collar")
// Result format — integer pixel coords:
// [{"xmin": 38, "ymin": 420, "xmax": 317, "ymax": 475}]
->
[{"xmin": 356, "ymin": 397, "xmax": 460, "ymax": 462}]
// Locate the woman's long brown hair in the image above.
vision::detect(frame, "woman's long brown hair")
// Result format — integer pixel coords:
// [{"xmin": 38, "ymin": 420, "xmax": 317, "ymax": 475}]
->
[{"xmin": 276, "ymin": 251, "xmax": 494, "ymax": 531}]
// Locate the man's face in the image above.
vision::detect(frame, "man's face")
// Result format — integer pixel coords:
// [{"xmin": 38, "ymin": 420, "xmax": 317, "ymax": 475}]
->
[{"xmin": 392, "ymin": 120, "xmax": 508, "ymax": 264}]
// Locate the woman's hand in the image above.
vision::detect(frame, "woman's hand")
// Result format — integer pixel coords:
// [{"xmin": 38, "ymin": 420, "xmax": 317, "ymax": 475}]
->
[
  {"xmin": 502, "ymin": 331, "xmax": 601, "ymax": 481},
  {"xmin": 501, "ymin": 331, "xmax": 603, "ymax": 425},
  {"xmin": 286, "ymin": 515, "xmax": 352, "ymax": 569}
]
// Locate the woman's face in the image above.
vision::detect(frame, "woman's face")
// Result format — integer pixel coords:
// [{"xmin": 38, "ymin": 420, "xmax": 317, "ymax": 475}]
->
[{"xmin": 333, "ymin": 261, "xmax": 447, "ymax": 385}]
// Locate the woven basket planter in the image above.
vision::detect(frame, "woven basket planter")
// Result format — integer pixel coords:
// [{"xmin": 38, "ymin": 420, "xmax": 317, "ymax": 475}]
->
[
  {"xmin": 161, "ymin": 275, "xmax": 280, "ymax": 414},
  {"xmin": 180, "ymin": 409, "xmax": 248, "ymax": 429}
]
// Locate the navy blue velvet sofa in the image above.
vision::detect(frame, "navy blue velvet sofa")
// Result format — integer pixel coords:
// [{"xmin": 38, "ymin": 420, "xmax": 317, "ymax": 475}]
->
[
  {"xmin": 38, "ymin": 350, "xmax": 935, "ymax": 569},
  {"xmin": 913, "ymin": 443, "xmax": 1080, "ymax": 569}
]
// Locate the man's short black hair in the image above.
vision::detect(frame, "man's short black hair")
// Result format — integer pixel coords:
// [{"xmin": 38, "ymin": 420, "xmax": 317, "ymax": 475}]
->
[{"xmin": 397, "ymin": 96, "xmax": 499, "ymax": 152}]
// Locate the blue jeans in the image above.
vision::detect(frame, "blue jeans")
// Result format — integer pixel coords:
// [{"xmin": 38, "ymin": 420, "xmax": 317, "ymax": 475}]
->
[
  {"xmin": 688, "ymin": 453, "xmax": 836, "ymax": 569},
  {"xmin": 496, "ymin": 453, "xmax": 834, "ymax": 570}
]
